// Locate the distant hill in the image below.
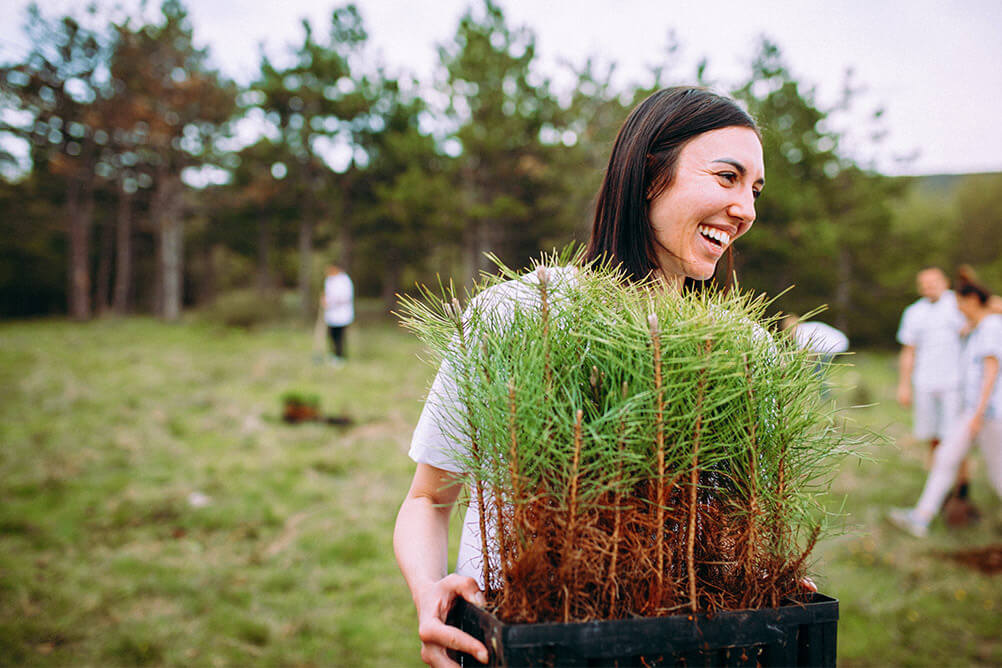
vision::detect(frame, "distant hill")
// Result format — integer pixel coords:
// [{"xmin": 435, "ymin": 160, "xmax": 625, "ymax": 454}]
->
[{"xmin": 897, "ymin": 171, "xmax": 1002, "ymax": 196}]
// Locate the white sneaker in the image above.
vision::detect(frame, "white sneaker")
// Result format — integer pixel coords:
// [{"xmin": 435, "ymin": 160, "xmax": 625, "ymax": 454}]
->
[{"xmin": 888, "ymin": 508, "xmax": 929, "ymax": 538}]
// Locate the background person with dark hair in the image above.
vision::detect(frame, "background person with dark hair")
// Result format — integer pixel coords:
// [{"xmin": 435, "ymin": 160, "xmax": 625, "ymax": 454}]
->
[{"xmin": 890, "ymin": 276, "xmax": 1002, "ymax": 537}]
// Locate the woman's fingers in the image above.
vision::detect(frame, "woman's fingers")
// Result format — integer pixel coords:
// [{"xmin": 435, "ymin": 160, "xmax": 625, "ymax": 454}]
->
[
  {"xmin": 420, "ymin": 641, "xmax": 460, "ymax": 668},
  {"xmin": 418, "ymin": 617, "xmax": 488, "ymax": 664},
  {"xmin": 799, "ymin": 576, "xmax": 818, "ymax": 592},
  {"xmin": 416, "ymin": 575, "xmax": 489, "ymax": 666},
  {"xmin": 442, "ymin": 573, "xmax": 487, "ymax": 608}
]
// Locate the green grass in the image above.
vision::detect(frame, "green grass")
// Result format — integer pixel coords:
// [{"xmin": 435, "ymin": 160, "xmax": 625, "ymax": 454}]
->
[{"xmin": 1, "ymin": 317, "xmax": 1000, "ymax": 666}]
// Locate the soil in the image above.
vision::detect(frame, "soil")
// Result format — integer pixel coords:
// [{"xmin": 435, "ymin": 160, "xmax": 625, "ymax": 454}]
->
[
  {"xmin": 946, "ymin": 544, "xmax": 1002, "ymax": 575},
  {"xmin": 943, "ymin": 496, "xmax": 980, "ymax": 528},
  {"xmin": 282, "ymin": 403, "xmax": 320, "ymax": 423},
  {"xmin": 281, "ymin": 403, "xmax": 353, "ymax": 427}
]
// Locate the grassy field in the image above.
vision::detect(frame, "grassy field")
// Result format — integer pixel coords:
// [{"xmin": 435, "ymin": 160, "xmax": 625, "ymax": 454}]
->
[{"xmin": 1, "ymin": 312, "xmax": 1000, "ymax": 666}]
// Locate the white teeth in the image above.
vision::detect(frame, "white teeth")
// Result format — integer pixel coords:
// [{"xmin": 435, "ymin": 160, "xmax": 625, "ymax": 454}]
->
[{"xmin": 698, "ymin": 225, "xmax": 730, "ymax": 246}]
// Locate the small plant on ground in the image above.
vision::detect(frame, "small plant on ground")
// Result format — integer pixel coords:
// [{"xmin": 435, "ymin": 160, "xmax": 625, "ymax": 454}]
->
[
  {"xmin": 281, "ymin": 391, "xmax": 321, "ymax": 423},
  {"xmin": 399, "ymin": 251, "xmax": 862, "ymax": 624}
]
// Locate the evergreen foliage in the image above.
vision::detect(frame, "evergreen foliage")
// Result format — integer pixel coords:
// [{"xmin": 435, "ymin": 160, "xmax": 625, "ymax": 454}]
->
[
  {"xmin": 400, "ymin": 251, "xmax": 861, "ymax": 622},
  {"xmin": 1, "ymin": 0, "xmax": 994, "ymax": 347}
]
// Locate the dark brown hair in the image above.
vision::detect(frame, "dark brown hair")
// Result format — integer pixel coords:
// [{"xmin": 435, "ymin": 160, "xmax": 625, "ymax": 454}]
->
[
  {"xmin": 585, "ymin": 86, "xmax": 758, "ymax": 286},
  {"xmin": 956, "ymin": 265, "xmax": 992, "ymax": 304}
]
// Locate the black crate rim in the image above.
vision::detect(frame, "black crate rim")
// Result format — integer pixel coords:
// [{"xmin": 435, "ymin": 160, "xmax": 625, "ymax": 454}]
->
[{"xmin": 448, "ymin": 592, "xmax": 838, "ymax": 667}]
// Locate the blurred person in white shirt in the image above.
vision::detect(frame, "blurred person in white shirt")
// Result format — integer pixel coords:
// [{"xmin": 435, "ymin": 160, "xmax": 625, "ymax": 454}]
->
[
  {"xmin": 322, "ymin": 264, "xmax": 354, "ymax": 364},
  {"xmin": 896, "ymin": 267, "xmax": 974, "ymax": 524},
  {"xmin": 782, "ymin": 316, "xmax": 849, "ymax": 359},
  {"xmin": 781, "ymin": 315, "xmax": 849, "ymax": 396}
]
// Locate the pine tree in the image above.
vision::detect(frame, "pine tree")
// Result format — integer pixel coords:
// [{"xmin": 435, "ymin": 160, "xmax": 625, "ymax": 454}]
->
[{"xmin": 400, "ymin": 251, "xmax": 861, "ymax": 622}]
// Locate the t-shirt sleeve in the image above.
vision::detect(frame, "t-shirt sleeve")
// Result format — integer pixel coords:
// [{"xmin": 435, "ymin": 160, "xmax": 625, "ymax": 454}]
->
[
  {"xmin": 407, "ymin": 268, "xmax": 572, "ymax": 474},
  {"xmin": 977, "ymin": 317, "xmax": 1002, "ymax": 362},
  {"xmin": 896, "ymin": 306, "xmax": 916, "ymax": 346},
  {"xmin": 408, "ymin": 358, "xmax": 469, "ymax": 474}
]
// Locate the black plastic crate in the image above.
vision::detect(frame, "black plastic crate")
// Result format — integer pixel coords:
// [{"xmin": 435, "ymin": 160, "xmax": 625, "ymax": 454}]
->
[{"xmin": 446, "ymin": 592, "xmax": 838, "ymax": 667}]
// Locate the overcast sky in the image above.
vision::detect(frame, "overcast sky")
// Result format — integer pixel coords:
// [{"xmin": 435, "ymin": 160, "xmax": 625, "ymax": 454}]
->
[{"xmin": 3, "ymin": 0, "xmax": 1001, "ymax": 176}]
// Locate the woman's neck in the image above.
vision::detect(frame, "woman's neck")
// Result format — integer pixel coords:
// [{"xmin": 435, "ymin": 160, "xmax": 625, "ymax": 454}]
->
[{"xmin": 652, "ymin": 270, "xmax": 684, "ymax": 294}]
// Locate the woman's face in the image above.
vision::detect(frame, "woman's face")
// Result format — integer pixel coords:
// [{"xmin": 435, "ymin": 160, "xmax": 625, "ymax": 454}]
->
[
  {"xmin": 648, "ymin": 126, "xmax": 764, "ymax": 282},
  {"xmin": 957, "ymin": 293, "xmax": 980, "ymax": 321}
]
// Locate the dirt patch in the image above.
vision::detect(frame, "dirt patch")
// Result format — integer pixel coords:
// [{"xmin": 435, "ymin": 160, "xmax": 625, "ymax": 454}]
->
[{"xmin": 945, "ymin": 544, "xmax": 1002, "ymax": 575}]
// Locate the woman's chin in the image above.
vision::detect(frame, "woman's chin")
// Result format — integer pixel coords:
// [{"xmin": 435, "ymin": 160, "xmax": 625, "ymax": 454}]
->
[{"xmin": 686, "ymin": 263, "xmax": 717, "ymax": 282}]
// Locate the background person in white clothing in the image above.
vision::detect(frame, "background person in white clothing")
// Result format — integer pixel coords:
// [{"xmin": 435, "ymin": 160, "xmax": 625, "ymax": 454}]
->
[
  {"xmin": 889, "ymin": 277, "xmax": 1002, "ymax": 537},
  {"xmin": 896, "ymin": 267, "xmax": 974, "ymax": 522},
  {"xmin": 322, "ymin": 264, "xmax": 354, "ymax": 362},
  {"xmin": 782, "ymin": 316, "xmax": 849, "ymax": 358},
  {"xmin": 781, "ymin": 316, "xmax": 849, "ymax": 397}
]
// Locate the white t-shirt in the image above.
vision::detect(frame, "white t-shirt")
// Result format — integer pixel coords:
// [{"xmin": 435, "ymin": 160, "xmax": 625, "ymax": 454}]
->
[
  {"xmin": 323, "ymin": 273, "xmax": 354, "ymax": 327},
  {"xmin": 960, "ymin": 313, "xmax": 1002, "ymax": 419},
  {"xmin": 792, "ymin": 321, "xmax": 849, "ymax": 356},
  {"xmin": 408, "ymin": 266, "xmax": 577, "ymax": 586},
  {"xmin": 896, "ymin": 291, "xmax": 965, "ymax": 391}
]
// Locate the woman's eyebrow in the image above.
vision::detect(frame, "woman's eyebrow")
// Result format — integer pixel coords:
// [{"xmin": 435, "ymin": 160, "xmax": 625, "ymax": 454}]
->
[{"xmin": 712, "ymin": 158, "xmax": 765, "ymax": 186}]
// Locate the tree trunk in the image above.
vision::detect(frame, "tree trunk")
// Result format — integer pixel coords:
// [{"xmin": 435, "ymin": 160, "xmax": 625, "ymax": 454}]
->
[
  {"xmin": 337, "ymin": 175, "xmax": 354, "ymax": 270},
  {"xmin": 66, "ymin": 174, "xmax": 94, "ymax": 320},
  {"xmin": 154, "ymin": 172, "xmax": 185, "ymax": 322},
  {"xmin": 460, "ymin": 165, "xmax": 481, "ymax": 289},
  {"xmin": 835, "ymin": 247, "xmax": 851, "ymax": 335},
  {"xmin": 338, "ymin": 222, "xmax": 353, "ymax": 272},
  {"xmin": 382, "ymin": 250, "xmax": 402, "ymax": 315},
  {"xmin": 298, "ymin": 216, "xmax": 314, "ymax": 321},
  {"xmin": 477, "ymin": 217, "xmax": 493, "ymax": 276},
  {"xmin": 463, "ymin": 221, "xmax": 479, "ymax": 289},
  {"xmin": 197, "ymin": 243, "xmax": 219, "ymax": 307},
  {"xmin": 112, "ymin": 185, "xmax": 133, "ymax": 314},
  {"xmin": 464, "ymin": 216, "xmax": 492, "ymax": 285},
  {"xmin": 94, "ymin": 214, "xmax": 114, "ymax": 315},
  {"xmin": 256, "ymin": 216, "xmax": 273, "ymax": 296}
]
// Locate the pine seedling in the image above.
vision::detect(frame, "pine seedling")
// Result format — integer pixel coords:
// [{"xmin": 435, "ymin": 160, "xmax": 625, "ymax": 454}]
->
[{"xmin": 398, "ymin": 250, "xmax": 863, "ymax": 623}]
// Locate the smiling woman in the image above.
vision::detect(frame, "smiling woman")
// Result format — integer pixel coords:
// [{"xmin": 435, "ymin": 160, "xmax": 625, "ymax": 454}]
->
[
  {"xmin": 585, "ymin": 86, "xmax": 762, "ymax": 290},
  {"xmin": 394, "ymin": 86, "xmax": 768, "ymax": 667}
]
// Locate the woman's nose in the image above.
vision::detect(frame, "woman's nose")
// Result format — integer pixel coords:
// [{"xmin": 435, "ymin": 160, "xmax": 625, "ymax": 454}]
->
[{"xmin": 727, "ymin": 189, "xmax": 756, "ymax": 225}]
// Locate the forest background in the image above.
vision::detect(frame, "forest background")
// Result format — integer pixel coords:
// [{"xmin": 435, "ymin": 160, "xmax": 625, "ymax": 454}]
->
[
  {"xmin": 3, "ymin": 0, "xmax": 1001, "ymax": 345},
  {"xmin": 3, "ymin": 2, "xmax": 1002, "ymax": 666}
]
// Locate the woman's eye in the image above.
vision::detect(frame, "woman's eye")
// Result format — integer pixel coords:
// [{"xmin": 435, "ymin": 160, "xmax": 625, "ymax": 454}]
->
[
  {"xmin": 718, "ymin": 172, "xmax": 738, "ymax": 184},
  {"xmin": 752, "ymin": 189, "xmax": 762, "ymax": 200}
]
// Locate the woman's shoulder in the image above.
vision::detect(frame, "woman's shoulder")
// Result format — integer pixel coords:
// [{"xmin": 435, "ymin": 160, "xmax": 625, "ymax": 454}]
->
[{"xmin": 470, "ymin": 265, "xmax": 578, "ymax": 313}]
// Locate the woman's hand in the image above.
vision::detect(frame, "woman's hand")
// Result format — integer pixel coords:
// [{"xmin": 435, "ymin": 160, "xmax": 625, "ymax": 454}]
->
[
  {"xmin": 395, "ymin": 464, "xmax": 486, "ymax": 667},
  {"xmin": 416, "ymin": 574, "xmax": 488, "ymax": 667}
]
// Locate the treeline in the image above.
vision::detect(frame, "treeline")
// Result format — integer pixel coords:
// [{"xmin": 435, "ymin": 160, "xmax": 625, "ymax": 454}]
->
[{"xmin": 2, "ymin": 0, "xmax": 1000, "ymax": 345}]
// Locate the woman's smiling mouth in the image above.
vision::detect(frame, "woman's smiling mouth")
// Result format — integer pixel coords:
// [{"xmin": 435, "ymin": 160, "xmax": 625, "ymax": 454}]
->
[{"xmin": 697, "ymin": 224, "xmax": 731, "ymax": 249}]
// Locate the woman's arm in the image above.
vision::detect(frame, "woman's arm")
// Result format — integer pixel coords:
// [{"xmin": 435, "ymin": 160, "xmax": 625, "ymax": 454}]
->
[
  {"xmin": 969, "ymin": 355, "xmax": 1000, "ymax": 435},
  {"xmin": 394, "ymin": 463, "xmax": 488, "ymax": 667}
]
